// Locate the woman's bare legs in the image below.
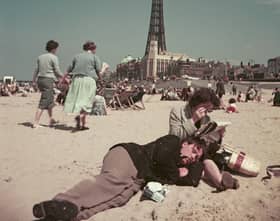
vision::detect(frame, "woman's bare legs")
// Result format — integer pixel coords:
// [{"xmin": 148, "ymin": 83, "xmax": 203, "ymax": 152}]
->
[
  {"xmin": 75, "ymin": 110, "xmax": 88, "ymax": 130},
  {"xmin": 48, "ymin": 106, "xmax": 58, "ymax": 126},
  {"xmin": 33, "ymin": 108, "xmax": 44, "ymax": 128},
  {"xmin": 80, "ymin": 111, "xmax": 88, "ymax": 129}
]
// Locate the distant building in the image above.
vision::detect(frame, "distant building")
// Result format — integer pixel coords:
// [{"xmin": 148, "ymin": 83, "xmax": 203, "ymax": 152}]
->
[
  {"xmin": 229, "ymin": 63, "xmax": 268, "ymax": 80},
  {"xmin": 268, "ymin": 56, "xmax": 280, "ymax": 78},
  {"xmin": 116, "ymin": 55, "xmax": 142, "ymax": 80},
  {"xmin": 2, "ymin": 76, "xmax": 15, "ymax": 84},
  {"xmin": 116, "ymin": 0, "xmax": 195, "ymax": 80}
]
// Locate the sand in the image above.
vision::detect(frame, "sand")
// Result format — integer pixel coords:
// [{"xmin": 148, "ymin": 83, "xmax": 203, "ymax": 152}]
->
[{"xmin": 0, "ymin": 89, "xmax": 279, "ymax": 221}]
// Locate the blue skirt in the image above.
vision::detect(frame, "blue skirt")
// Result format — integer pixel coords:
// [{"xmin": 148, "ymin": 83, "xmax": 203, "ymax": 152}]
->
[{"xmin": 64, "ymin": 76, "xmax": 96, "ymax": 113}]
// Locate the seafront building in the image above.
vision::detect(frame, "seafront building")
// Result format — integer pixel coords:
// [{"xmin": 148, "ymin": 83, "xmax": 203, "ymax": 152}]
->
[
  {"xmin": 267, "ymin": 56, "xmax": 280, "ymax": 78},
  {"xmin": 116, "ymin": 0, "xmax": 278, "ymax": 81},
  {"xmin": 117, "ymin": 0, "xmax": 195, "ymax": 81}
]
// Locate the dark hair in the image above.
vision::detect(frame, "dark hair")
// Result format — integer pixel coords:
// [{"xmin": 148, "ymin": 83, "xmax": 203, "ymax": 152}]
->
[
  {"xmin": 189, "ymin": 88, "xmax": 220, "ymax": 108},
  {"xmin": 228, "ymin": 98, "xmax": 236, "ymax": 104},
  {"xmin": 181, "ymin": 136, "xmax": 207, "ymax": 158},
  {"xmin": 45, "ymin": 40, "xmax": 59, "ymax": 52},
  {"xmin": 83, "ymin": 41, "xmax": 96, "ymax": 51}
]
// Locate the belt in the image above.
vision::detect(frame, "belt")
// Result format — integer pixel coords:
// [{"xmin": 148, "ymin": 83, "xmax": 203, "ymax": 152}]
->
[{"xmin": 261, "ymin": 165, "xmax": 280, "ymax": 184}]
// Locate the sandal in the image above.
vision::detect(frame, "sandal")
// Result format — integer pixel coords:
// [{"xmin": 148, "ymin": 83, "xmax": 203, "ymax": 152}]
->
[{"xmin": 33, "ymin": 200, "xmax": 78, "ymax": 220}]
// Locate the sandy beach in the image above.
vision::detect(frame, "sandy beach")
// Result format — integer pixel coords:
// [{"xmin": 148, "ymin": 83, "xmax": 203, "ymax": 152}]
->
[{"xmin": 0, "ymin": 88, "xmax": 279, "ymax": 221}]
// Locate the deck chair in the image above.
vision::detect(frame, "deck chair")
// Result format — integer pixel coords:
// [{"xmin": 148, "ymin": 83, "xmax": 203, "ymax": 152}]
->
[
  {"xmin": 103, "ymin": 88, "xmax": 122, "ymax": 109},
  {"xmin": 129, "ymin": 91, "xmax": 146, "ymax": 110},
  {"xmin": 116, "ymin": 91, "xmax": 135, "ymax": 109}
]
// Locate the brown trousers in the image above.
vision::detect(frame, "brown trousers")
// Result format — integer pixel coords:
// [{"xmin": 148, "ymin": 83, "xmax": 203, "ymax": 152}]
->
[{"xmin": 54, "ymin": 146, "xmax": 143, "ymax": 220}]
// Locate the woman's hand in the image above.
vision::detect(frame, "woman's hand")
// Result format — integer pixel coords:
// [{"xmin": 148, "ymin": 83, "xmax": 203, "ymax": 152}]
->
[{"xmin": 192, "ymin": 107, "xmax": 207, "ymax": 123}]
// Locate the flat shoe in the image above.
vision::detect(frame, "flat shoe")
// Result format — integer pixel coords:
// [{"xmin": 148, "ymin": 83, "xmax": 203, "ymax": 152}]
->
[
  {"xmin": 74, "ymin": 116, "xmax": 80, "ymax": 129},
  {"xmin": 33, "ymin": 200, "xmax": 78, "ymax": 220},
  {"xmin": 49, "ymin": 119, "xmax": 59, "ymax": 127}
]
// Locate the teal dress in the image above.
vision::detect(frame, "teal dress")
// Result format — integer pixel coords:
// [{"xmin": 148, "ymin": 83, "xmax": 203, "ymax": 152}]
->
[{"xmin": 64, "ymin": 51, "xmax": 101, "ymax": 113}]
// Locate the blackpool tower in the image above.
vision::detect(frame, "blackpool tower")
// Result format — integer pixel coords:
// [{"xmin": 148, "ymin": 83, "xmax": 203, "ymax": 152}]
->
[
  {"xmin": 144, "ymin": 0, "xmax": 167, "ymax": 56},
  {"xmin": 142, "ymin": 0, "xmax": 169, "ymax": 79}
]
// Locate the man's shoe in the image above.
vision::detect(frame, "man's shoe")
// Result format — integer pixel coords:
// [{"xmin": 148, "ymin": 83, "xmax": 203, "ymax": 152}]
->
[{"xmin": 33, "ymin": 200, "xmax": 78, "ymax": 220}]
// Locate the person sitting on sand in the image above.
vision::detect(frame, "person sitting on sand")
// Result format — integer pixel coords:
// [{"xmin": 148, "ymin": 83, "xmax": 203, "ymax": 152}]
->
[
  {"xmin": 226, "ymin": 98, "xmax": 239, "ymax": 113},
  {"xmin": 31, "ymin": 135, "xmax": 237, "ymax": 221},
  {"xmin": 169, "ymin": 88, "xmax": 239, "ymax": 191},
  {"xmin": 237, "ymin": 91, "xmax": 244, "ymax": 102},
  {"xmin": 245, "ymin": 86, "xmax": 257, "ymax": 102}
]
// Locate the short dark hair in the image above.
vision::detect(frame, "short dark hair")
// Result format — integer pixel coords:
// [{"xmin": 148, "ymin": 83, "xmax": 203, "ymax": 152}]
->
[
  {"xmin": 228, "ymin": 98, "xmax": 236, "ymax": 104},
  {"xmin": 83, "ymin": 41, "xmax": 96, "ymax": 51},
  {"xmin": 45, "ymin": 40, "xmax": 59, "ymax": 52},
  {"xmin": 189, "ymin": 88, "xmax": 220, "ymax": 108}
]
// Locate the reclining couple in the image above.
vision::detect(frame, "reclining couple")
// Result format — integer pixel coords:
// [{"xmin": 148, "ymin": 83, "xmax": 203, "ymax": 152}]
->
[{"xmin": 33, "ymin": 88, "xmax": 239, "ymax": 221}]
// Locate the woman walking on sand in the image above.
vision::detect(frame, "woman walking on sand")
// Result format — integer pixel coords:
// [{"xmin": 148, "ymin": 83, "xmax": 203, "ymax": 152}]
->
[
  {"xmin": 32, "ymin": 40, "xmax": 63, "ymax": 128},
  {"xmin": 64, "ymin": 41, "xmax": 102, "ymax": 130}
]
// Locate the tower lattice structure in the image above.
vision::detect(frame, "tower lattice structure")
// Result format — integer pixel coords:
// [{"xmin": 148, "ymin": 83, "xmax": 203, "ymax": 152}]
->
[{"xmin": 144, "ymin": 0, "xmax": 167, "ymax": 56}]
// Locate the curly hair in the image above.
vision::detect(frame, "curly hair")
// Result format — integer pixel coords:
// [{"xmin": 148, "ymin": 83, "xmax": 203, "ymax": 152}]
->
[
  {"xmin": 189, "ymin": 88, "xmax": 220, "ymax": 109},
  {"xmin": 83, "ymin": 41, "xmax": 96, "ymax": 51},
  {"xmin": 45, "ymin": 40, "xmax": 59, "ymax": 52}
]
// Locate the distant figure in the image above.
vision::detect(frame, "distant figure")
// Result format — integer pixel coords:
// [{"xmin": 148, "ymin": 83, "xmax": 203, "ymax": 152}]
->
[
  {"xmin": 232, "ymin": 83, "xmax": 237, "ymax": 96},
  {"xmin": 215, "ymin": 79, "xmax": 226, "ymax": 109},
  {"xmin": 245, "ymin": 86, "xmax": 256, "ymax": 102},
  {"xmin": 56, "ymin": 74, "xmax": 71, "ymax": 105},
  {"xmin": 151, "ymin": 82, "xmax": 156, "ymax": 94},
  {"xmin": 272, "ymin": 88, "xmax": 280, "ymax": 106},
  {"xmin": 64, "ymin": 41, "xmax": 102, "ymax": 130},
  {"xmin": 32, "ymin": 40, "xmax": 63, "ymax": 128},
  {"xmin": 237, "ymin": 91, "xmax": 244, "ymax": 102}
]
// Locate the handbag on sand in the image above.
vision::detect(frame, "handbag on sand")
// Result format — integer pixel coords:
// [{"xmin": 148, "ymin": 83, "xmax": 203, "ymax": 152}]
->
[{"xmin": 218, "ymin": 144, "xmax": 261, "ymax": 177}]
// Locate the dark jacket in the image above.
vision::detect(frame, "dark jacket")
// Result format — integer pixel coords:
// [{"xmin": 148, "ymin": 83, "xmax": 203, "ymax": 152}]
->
[{"xmin": 110, "ymin": 135, "xmax": 203, "ymax": 187}]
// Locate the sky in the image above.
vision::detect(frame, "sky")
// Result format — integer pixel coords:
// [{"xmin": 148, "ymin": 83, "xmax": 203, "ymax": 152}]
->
[{"xmin": 0, "ymin": 0, "xmax": 280, "ymax": 80}]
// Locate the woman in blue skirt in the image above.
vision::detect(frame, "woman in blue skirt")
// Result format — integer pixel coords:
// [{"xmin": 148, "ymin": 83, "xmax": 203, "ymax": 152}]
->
[{"xmin": 64, "ymin": 41, "xmax": 102, "ymax": 130}]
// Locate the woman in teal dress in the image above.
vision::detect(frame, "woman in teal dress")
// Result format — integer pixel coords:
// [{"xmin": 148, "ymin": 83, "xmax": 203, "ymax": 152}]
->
[{"xmin": 64, "ymin": 41, "xmax": 102, "ymax": 130}]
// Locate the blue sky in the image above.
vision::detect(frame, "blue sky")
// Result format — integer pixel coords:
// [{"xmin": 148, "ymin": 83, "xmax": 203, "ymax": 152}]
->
[{"xmin": 0, "ymin": 0, "xmax": 279, "ymax": 80}]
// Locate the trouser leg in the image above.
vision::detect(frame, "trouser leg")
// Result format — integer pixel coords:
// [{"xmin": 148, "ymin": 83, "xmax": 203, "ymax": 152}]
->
[{"xmin": 54, "ymin": 146, "xmax": 143, "ymax": 220}]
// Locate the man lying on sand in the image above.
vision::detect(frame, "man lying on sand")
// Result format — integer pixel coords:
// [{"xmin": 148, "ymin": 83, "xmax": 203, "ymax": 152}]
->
[{"xmin": 32, "ymin": 134, "xmax": 238, "ymax": 221}]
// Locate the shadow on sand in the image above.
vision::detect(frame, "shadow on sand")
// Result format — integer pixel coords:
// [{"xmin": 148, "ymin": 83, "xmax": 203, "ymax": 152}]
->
[{"xmin": 18, "ymin": 122, "xmax": 79, "ymax": 132}]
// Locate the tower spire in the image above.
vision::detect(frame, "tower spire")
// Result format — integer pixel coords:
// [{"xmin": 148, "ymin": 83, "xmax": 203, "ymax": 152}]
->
[{"xmin": 145, "ymin": 0, "xmax": 167, "ymax": 56}]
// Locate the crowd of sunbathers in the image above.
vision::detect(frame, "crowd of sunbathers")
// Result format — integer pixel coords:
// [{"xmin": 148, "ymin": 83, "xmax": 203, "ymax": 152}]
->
[{"xmin": 0, "ymin": 81, "xmax": 35, "ymax": 97}]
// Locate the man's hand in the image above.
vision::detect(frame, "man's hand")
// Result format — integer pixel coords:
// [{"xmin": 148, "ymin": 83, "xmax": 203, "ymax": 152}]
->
[{"xmin": 179, "ymin": 167, "xmax": 189, "ymax": 177}]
